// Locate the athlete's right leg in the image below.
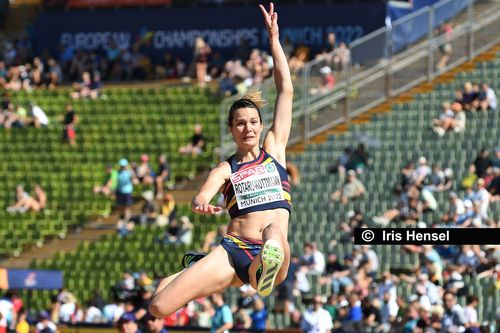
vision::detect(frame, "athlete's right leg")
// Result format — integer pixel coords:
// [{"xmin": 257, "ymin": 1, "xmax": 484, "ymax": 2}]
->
[{"xmin": 149, "ymin": 245, "xmax": 240, "ymax": 318}]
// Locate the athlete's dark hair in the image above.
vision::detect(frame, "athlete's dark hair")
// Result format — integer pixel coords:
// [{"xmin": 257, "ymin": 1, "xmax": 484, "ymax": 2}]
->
[{"xmin": 227, "ymin": 91, "xmax": 266, "ymax": 127}]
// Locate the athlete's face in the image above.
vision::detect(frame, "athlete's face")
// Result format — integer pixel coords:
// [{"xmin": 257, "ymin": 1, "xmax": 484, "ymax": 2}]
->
[{"xmin": 230, "ymin": 108, "xmax": 263, "ymax": 148}]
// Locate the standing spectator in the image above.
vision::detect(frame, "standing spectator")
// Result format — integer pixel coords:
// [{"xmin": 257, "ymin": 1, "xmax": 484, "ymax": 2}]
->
[
  {"xmin": 330, "ymin": 170, "xmax": 366, "ymax": 204},
  {"xmin": 61, "ymin": 103, "xmax": 77, "ymax": 146},
  {"xmin": 179, "ymin": 124, "xmax": 205, "ymax": 157},
  {"xmin": 35, "ymin": 311, "xmax": 57, "ymax": 333},
  {"xmin": 210, "ymin": 293, "xmax": 232, "ymax": 333},
  {"xmin": 250, "ymin": 297, "xmax": 268, "ymax": 332},
  {"xmin": 144, "ymin": 312, "xmax": 168, "ymax": 333},
  {"xmin": 155, "ymin": 154, "xmax": 170, "ymax": 198},
  {"xmin": 116, "ymin": 159, "xmax": 137, "ymax": 229},
  {"xmin": 437, "ymin": 22, "xmax": 453, "ymax": 70},
  {"xmin": 93, "ymin": 164, "xmax": 118, "ymax": 197},
  {"xmin": 194, "ymin": 37, "xmax": 211, "ymax": 87},
  {"xmin": 301, "ymin": 295, "xmax": 333, "ymax": 333}
]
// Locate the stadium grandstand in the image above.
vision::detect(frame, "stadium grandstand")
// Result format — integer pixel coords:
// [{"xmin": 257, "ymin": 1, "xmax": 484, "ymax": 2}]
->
[{"xmin": 0, "ymin": 0, "xmax": 499, "ymax": 333}]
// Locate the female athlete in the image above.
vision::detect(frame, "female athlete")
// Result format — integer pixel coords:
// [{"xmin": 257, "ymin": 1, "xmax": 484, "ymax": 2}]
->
[{"xmin": 150, "ymin": 2, "xmax": 293, "ymax": 317}]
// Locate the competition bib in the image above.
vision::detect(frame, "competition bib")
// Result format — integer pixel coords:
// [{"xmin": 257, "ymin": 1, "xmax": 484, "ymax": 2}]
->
[{"xmin": 230, "ymin": 162, "xmax": 284, "ymax": 210}]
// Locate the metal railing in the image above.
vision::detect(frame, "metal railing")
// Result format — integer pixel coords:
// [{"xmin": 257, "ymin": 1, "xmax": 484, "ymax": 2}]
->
[{"xmin": 219, "ymin": 0, "xmax": 500, "ymax": 160}]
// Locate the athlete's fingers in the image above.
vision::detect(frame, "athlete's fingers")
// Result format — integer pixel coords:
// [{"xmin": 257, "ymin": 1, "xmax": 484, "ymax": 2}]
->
[{"xmin": 213, "ymin": 206, "xmax": 223, "ymax": 212}]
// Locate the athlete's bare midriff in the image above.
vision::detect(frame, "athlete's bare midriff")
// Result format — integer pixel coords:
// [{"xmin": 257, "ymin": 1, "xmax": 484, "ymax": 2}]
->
[{"xmin": 227, "ymin": 208, "xmax": 290, "ymax": 241}]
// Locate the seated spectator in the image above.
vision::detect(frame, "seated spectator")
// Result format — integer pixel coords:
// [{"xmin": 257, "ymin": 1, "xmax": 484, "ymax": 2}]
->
[
  {"xmin": 441, "ymin": 192, "xmax": 465, "ymax": 225},
  {"xmin": 299, "ymin": 243, "xmax": 316, "ymax": 273},
  {"xmin": 28, "ymin": 102, "xmax": 49, "ymax": 128},
  {"xmin": 94, "ymin": 164, "xmax": 118, "ymax": 197},
  {"xmin": 136, "ymin": 191, "xmax": 157, "ymax": 225},
  {"xmin": 473, "ymin": 148, "xmax": 492, "ymax": 178},
  {"xmin": 425, "ymin": 164, "xmax": 444, "ymax": 192},
  {"xmin": 156, "ymin": 193, "xmax": 176, "ymax": 227},
  {"xmin": 7, "ymin": 184, "xmax": 46, "ymax": 213},
  {"xmin": 155, "ymin": 154, "xmax": 171, "ymax": 198},
  {"xmin": 218, "ymin": 70, "xmax": 237, "ymax": 97},
  {"xmin": 441, "ymin": 292, "xmax": 467, "ymax": 333},
  {"xmin": 179, "ymin": 124, "xmax": 206, "ymax": 156},
  {"xmin": 457, "ymin": 200, "xmax": 482, "ymax": 228},
  {"xmin": 250, "ymin": 297, "xmax": 268, "ymax": 332},
  {"xmin": 400, "ymin": 161, "xmax": 416, "ymax": 188},
  {"xmin": 413, "ymin": 156, "xmax": 431, "ymax": 186},
  {"xmin": 432, "ymin": 102, "xmax": 465, "ymax": 136},
  {"xmin": 36, "ymin": 311, "xmax": 57, "ymax": 333},
  {"xmin": 478, "ymin": 82, "xmax": 497, "ymax": 111},
  {"xmin": 301, "ymin": 295, "xmax": 333, "ymax": 333},
  {"xmin": 135, "ymin": 154, "xmax": 155, "ymax": 186},
  {"xmin": 348, "ymin": 143, "xmax": 370, "ymax": 174},
  {"xmin": 330, "ymin": 170, "xmax": 366, "ymax": 204},
  {"xmin": 46, "ymin": 58, "xmax": 62, "ymax": 89},
  {"xmin": 461, "ymin": 164, "xmax": 478, "ymax": 189},
  {"xmin": 90, "ymin": 72, "xmax": 103, "ymax": 99},
  {"xmin": 329, "ymin": 146, "xmax": 352, "ymax": 178},
  {"xmin": 487, "ymin": 167, "xmax": 500, "ymax": 201},
  {"xmin": 70, "ymin": 71, "xmax": 93, "ymax": 100},
  {"xmin": 61, "ymin": 103, "xmax": 78, "ymax": 146},
  {"xmin": 461, "ymin": 82, "xmax": 479, "ymax": 112}
]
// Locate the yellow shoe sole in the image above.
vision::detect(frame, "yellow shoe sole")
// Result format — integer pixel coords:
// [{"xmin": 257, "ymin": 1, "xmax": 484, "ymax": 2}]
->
[{"xmin": 257, "ymin": 239, "xmax": 284, "ymax": 297}]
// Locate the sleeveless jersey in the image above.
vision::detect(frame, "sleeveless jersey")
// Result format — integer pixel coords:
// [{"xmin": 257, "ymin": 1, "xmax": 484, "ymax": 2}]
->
[{"xmin": 222, "ymin": 148, "xmax": 292, "ymax": 219}]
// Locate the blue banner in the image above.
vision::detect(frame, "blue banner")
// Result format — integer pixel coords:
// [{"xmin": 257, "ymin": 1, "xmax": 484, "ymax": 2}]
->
[
  {"xmin": 6, "ymin": 269, "xmax": 63, "ymax": 290},
  {"xmin": 33, "ymin": 3, "xmax": 385, "ymax": 62}
]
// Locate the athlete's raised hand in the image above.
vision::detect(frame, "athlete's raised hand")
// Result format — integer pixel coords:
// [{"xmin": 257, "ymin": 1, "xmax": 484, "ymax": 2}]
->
[
  {"xmin": 192, "ymin": 201, "xmax": 223, "ymax": 215},
  {"xmin": 259, "ymin": 2, "xmax": 279, "ymax": 39}
]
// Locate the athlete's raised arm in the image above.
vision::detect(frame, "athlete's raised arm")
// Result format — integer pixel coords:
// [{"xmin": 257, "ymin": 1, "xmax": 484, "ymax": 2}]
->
[
  {"xmin": 191, "ymin": 162, "xmax": 230, "ymax": 215},
  {"xmin": 260, "ymin": 2, "xmax": 294, "ymax": 164}
]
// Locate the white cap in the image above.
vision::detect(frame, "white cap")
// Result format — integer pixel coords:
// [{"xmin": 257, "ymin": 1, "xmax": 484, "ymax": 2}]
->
[{"xmin": 319, "ymin": 66, "xmax": 332, "ymax": 75}]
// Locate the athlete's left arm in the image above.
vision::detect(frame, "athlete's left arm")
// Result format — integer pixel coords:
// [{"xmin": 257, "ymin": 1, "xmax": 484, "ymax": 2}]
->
[{"xmin": 260, "ymin": 3, "xmax": 294, "ymax": 165}]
